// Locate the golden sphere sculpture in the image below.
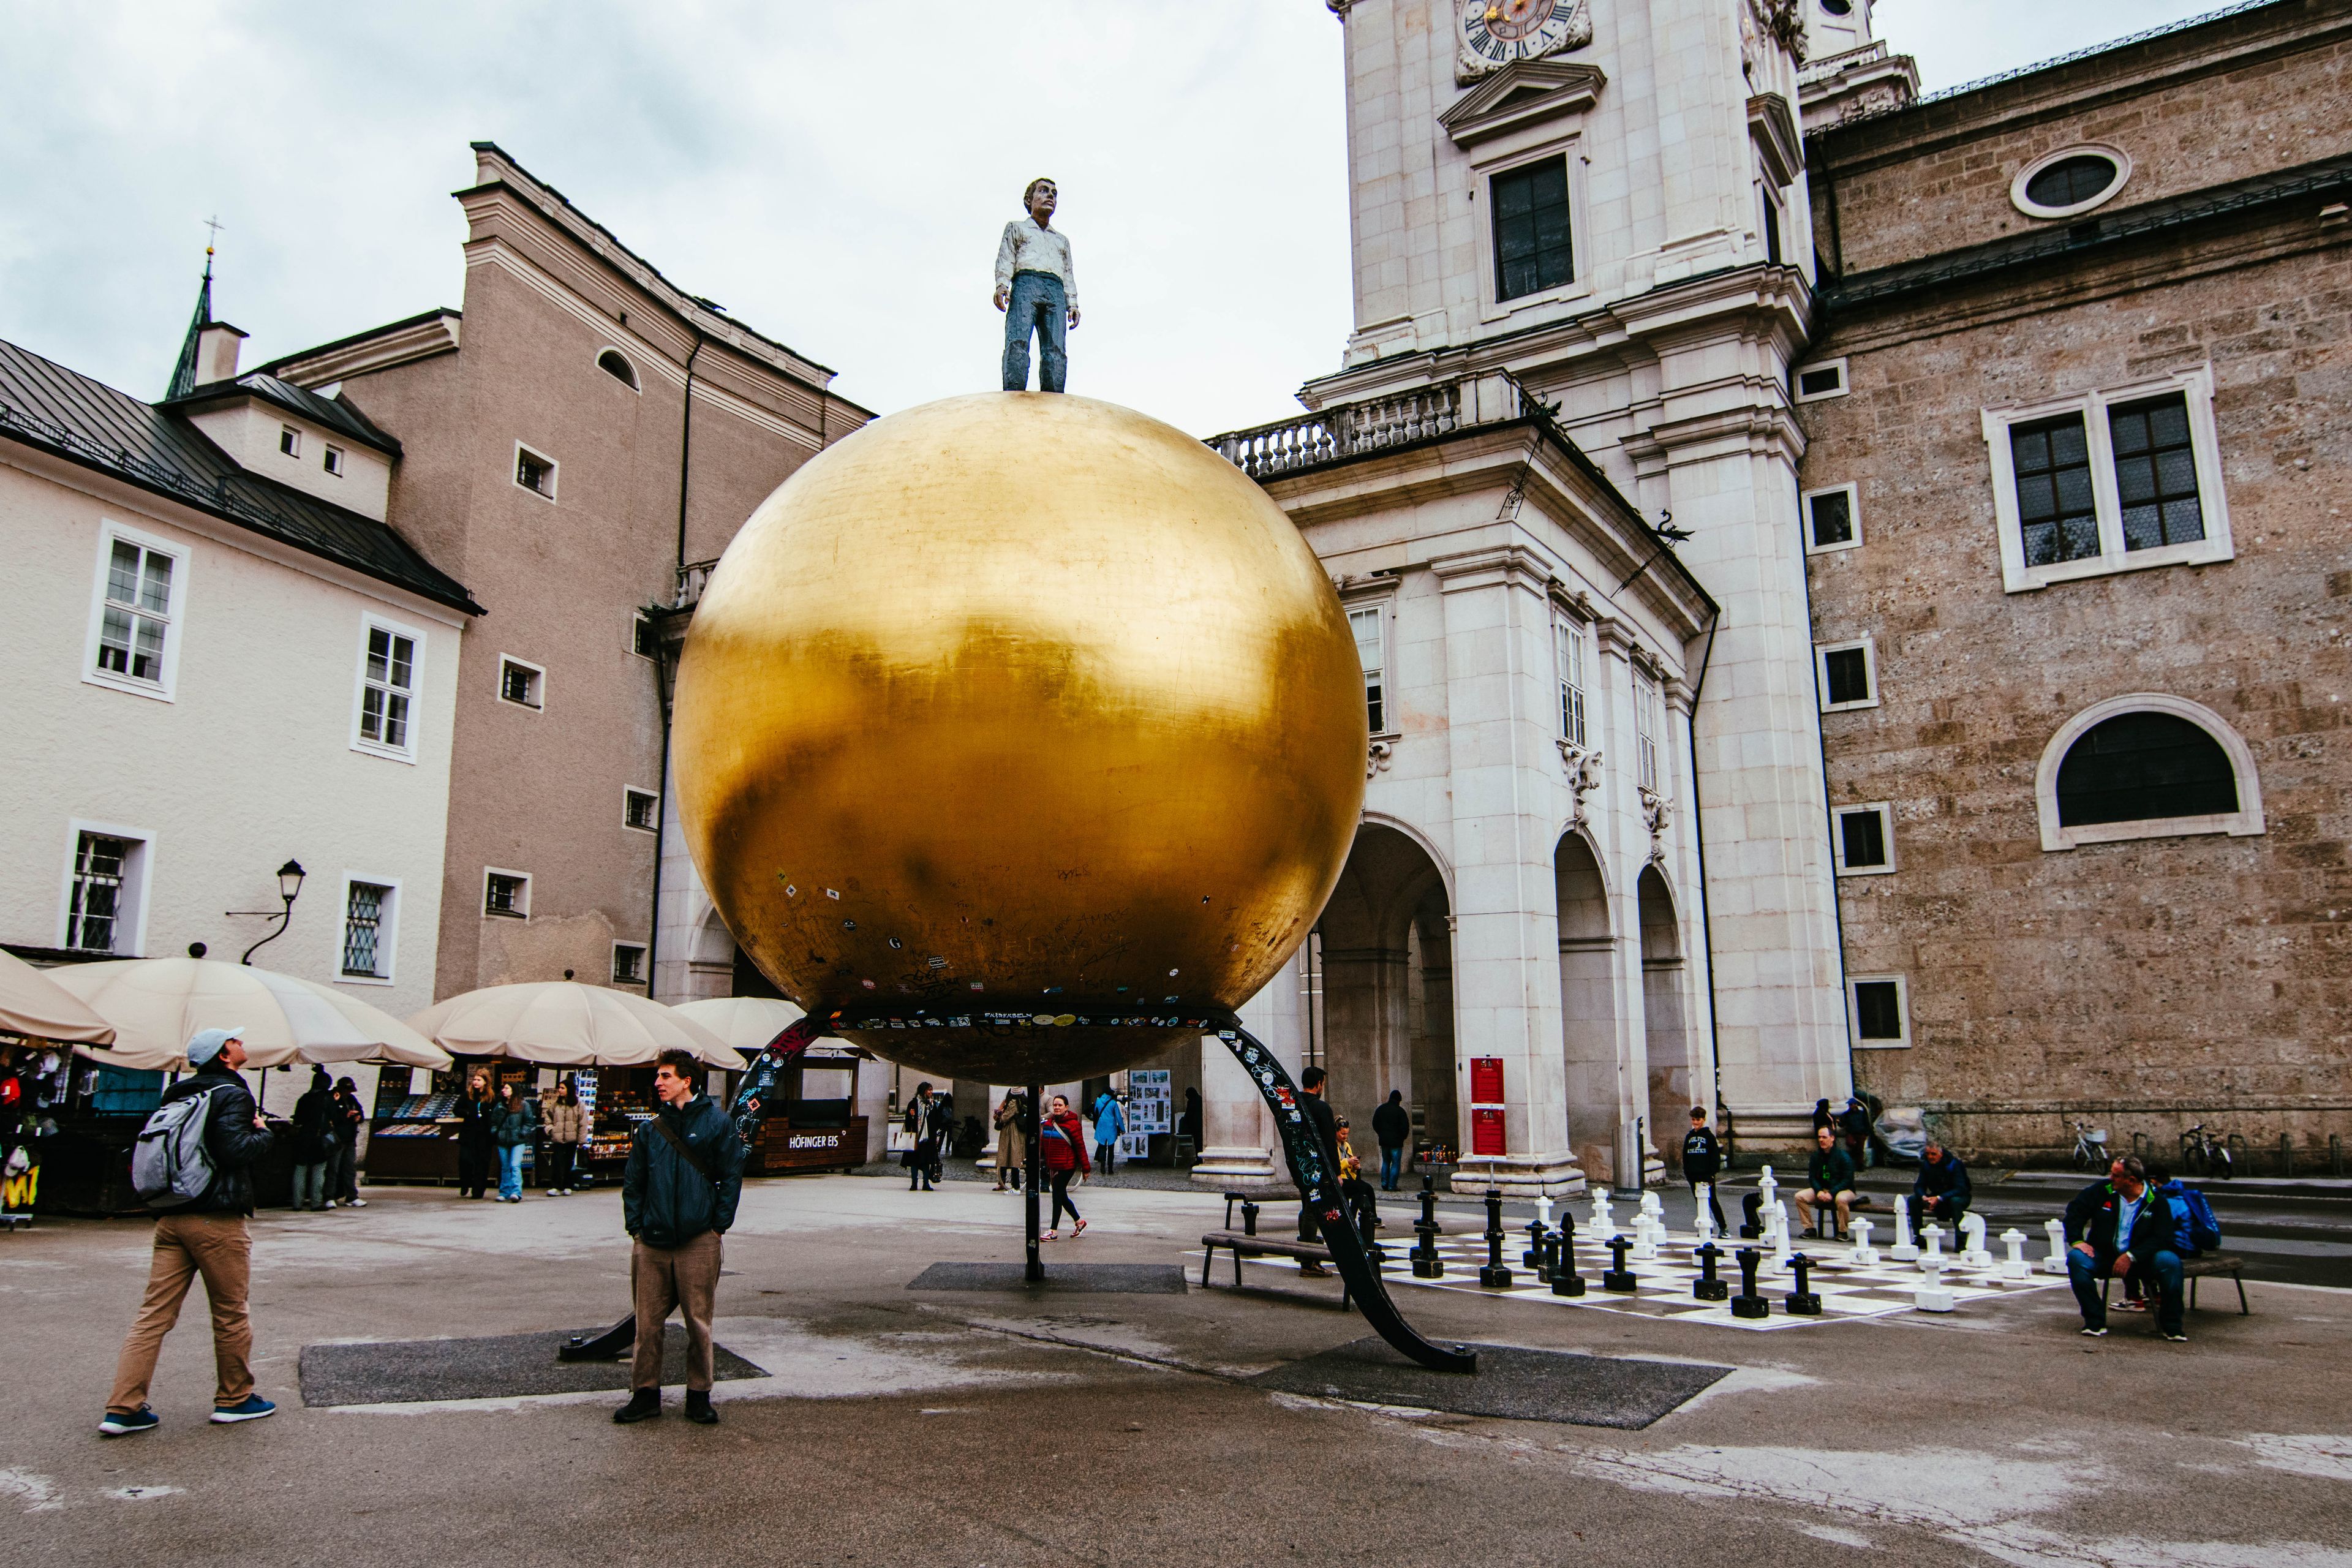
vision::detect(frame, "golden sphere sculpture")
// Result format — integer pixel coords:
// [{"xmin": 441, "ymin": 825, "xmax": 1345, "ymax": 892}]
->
[{"xmin": 673, "ymin": 393, "xmax": 1366, "ymax": 1084}]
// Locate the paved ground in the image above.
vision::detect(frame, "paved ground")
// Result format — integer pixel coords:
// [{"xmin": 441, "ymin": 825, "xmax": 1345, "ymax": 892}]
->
[{"xmin": 5, "ymin": 1173, "xmax": 2350, "ymax": 1567}]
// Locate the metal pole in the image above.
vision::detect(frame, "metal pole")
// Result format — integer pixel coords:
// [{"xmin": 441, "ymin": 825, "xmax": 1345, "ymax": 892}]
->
[{"xmin": 1024, "ymin": 1082, "xmax": 1043, "ymax": 1283}]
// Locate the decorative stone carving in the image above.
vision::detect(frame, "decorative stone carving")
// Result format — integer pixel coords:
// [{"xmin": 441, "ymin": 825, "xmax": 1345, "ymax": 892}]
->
[
  {"xmin": 1640, "ymin": 786, "xmax": 1672, "ymax": 862},
  {"xmin": 1367, "ymin": 739, "xmax": 1394, "ymax": 778},
  {"xmin": 1559, "ymin": 742, "xmax": 1604, "ymax": 824},
  {"xmin": 1741, "ymin": 0, "xmax": 1806, "ymax": 80}
]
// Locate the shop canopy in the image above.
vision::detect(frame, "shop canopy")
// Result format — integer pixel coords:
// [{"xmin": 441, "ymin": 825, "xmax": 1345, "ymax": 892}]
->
[
  {"xmin": 406, "ymin": 981, "xmax": 745, "ymax": 1070},
  {"xmin": 669, "ymin": 996, "xmax": 869, "ymax": 1060},
  {"xmin": 54, "ymin": 957, "xmax": 450, "ymax": 1071},
  {"xmin": 0, "ymin": 947, "xmax": 117, "ymax": 1047}
]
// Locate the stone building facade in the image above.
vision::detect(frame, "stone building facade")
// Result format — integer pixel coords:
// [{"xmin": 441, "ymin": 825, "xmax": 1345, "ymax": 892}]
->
[{"xmin": 1796, "ymin": 0, "xmax": 2352, "ymax": 1162}]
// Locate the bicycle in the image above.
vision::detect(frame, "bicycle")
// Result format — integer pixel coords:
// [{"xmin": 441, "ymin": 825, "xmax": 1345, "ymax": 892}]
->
[
  {"xmin": 2068, "ymin": 1119, "xmax": 2109, "ymax": 1173},
  {"xmin": 2181, "ymin": 1122, "xmax": 2234, "ymax": 1180}
]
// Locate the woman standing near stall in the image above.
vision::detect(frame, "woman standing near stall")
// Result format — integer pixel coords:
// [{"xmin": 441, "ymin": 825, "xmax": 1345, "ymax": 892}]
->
[
  {"xmin": 454, "ymin": 1071, "xmax": 496, "ymax": 1200},
  {"xmin": 492, "ymin": 1082, "xmax": 538, "ymax": 1202},
  {"xmin": 541, "ymin": 1082, "xmax": 584, "ymax": 1194},
  {"xmin": 1038, "ymin": 1093, "xmax": 1090, "ymax": 1240}
]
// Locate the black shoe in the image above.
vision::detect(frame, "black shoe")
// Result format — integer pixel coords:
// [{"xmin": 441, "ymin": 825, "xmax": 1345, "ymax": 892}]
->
[
  {"xmin": 685, "ymin": 1390, "xmax": 718, "ymax": 1425},
  {"xmin": 613, "ymin": 1389, "xmax": 661, "ymax": 1424}
]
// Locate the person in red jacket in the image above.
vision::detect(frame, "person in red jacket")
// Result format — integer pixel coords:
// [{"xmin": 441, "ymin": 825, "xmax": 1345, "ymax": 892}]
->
[{"xmin": 1038, "ymin": 1093, "xmax": 1090, "ymax": 1240}]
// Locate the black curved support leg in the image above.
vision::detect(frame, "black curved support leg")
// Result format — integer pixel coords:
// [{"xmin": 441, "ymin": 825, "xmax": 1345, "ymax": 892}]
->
[
  {"xmin": 1214, "ymin": 1020, "xmax": 1477, "ymax": 1375},
  {"xmin": 562, "ymin": 1016, "xmax": 830, "ymax": 1363}
]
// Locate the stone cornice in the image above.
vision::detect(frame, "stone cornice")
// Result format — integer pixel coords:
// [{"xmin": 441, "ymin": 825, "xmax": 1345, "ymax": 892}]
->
[
  {"xmin": 262, "ymin": 310, "xmax": 459, "ymax": 386},
  {"xmin": 1438, "ymin": 60, "xmax": 1608, "ymax": 149},
  {"xmin": 1428, "ymin": 542, "xmax": 1553, "ymax": 595},
  {"xmin": 1621, "ymin": 399, "xmax": 1807, "ymax": 472}
]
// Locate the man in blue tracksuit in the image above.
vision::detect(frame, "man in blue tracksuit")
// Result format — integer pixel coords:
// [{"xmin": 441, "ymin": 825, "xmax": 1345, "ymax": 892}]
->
[{"xmin": 2063, "ymin": 1155, "xmax": 2186, "ymax": 1341}]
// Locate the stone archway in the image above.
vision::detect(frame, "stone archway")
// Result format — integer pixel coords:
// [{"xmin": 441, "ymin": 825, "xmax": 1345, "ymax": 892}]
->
[
  {"xmin": 1638, "ymin": 863, "xmax": 1692, "ymax": 1161},
  {"xmin": 1317, "ymin": 823, "xmax": 1455, "ymax": 1159},
  {"xmin": 1556, "ymin": 831, "xmax": 1619, "ymax": 1180}
]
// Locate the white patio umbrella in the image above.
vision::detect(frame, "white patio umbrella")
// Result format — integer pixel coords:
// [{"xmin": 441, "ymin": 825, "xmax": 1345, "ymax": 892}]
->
[
  {"xmin": 53, "ymin": 957, "xmax": 449, "ymax": 1071},
  {"xmin": 406, "ymin": 981, "xmax": 745, "ymax": 1070},
  {"xmin": 668, "ymin": 996, "xmax": 866, "ymax": 1059},
  {"xmin": 0, "ymin": 947, "xmax": 116, "ymax": 1046}
]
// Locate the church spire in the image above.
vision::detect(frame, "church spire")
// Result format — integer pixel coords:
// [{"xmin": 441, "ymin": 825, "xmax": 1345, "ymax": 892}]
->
[{"xmin": 166, "ymin": 223, "xmax": 222, "ymax": 400}]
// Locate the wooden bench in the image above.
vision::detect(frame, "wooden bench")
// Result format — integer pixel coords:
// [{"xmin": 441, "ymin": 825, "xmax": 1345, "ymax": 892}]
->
[
  {"xmin": 2100, "ymin": 1251, "xmax": 2250, "ymax": 1315},
  {"xmin": 1200, "ymin": 1231, "xmax": 1355, "ymax": 1308}
]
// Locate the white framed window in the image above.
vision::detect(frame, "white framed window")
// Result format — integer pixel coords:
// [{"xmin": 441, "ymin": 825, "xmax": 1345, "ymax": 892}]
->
[
  {"xmin": 514, "ymin": 442, "xmax": 558, "ymax": 501},
  {"xmin": 1347, "ymin": 602, "xmax": 1392, "ymax": 737},
  {"xmin": 484, "ymin": 868, "xmax": 531, "ymax": 919},
  {"xmin": 2032, "ymin": 693, "xmax": 2264, "ymax": 853},
  {"xmin": 1554, "ymin": 615, "xmax": 1587, "ymax": 748},
  {"xmin": 630, "ymin": 612, "xmax": 658, "ymax": 660},
  {"xmin": 1794, "ymin": 358, "xmax": 1848, "ymax": 402},
  {"xmin": 323, "ymin": 444, "xmax": 345, "ymax": 477},
  {"xmin": 338, "ymin": 874, "xmax": 401, "ymax": 984},
  {"xmin": 2010, "ymin": 144, "xmax": 2132, "ymax": 220},
  {"xmin": 83, "ymin": 523, "xmax": 187, "ymax": 702},
  {"xmin": 596, "ymin": 348, "xmax": 641, "ymax": 391},
  {"xmin": 1832, "ymin": 802, "xmax": 1896, "ymax": 876},
  {"xmin": 58, "ymin": 820, "xmax": 151, "ymax": 956},
  {"xmin": 352, "ymin": 616, "xmax": 423, "ymax": 761},
  {"xmin": 1848, "ymin": 974, "xmax": 1910, "ymax": 1049},
  {"xmin": 1469, "ymin": 136, "xmax": 1593, "ymax": 323},
  {"xmin": 1802, "ymin": 483, "xmax": 1863, "ymax": 555},
  {"xmin": 624, "ymin": 788, "xmax": 660, "ymax": 833},
  {"xmin": 611, "ymin": 941, "xmax": 647, "ymax": 986},
  {"xmin": 279, "ymin": 425, "xmax": 301, "ymax": 458},
  {"xmin": 1815, "ymin": 636, "xmax": 1879, "ymax": 712},
  {"xmin": 1981, "ymin": 365, "xmax": 2231, "ymax": 593},
  {"xmin": 1632, "ymin": 666, "xmax": 1660, "ymax": 793},
  {"xmin": 1757, "ymin": 176, "xmax": 1785, "ymax": 267},
  {"xmin": 497, "ymin": 655, "xmax": 545, "ymax": 711}
]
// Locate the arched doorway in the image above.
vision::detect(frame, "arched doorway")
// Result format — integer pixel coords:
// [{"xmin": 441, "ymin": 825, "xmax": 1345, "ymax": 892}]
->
[
  {"xmin": 1316, "ymin": 823, "xmax": 1455, "ymax": 1160},
  {"xmin": 1556, "ymin": 831, "xmax": 1618, "ymax": 1180},
  {"xmin": 1637, "ymin": 864, "xmax": 1691, "ymax": 1163}
]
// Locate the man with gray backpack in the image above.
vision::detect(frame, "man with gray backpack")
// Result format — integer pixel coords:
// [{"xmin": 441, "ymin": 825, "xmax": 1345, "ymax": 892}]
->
[{"xmin": 100, "ymin": 1027, "xmax": 277, "ymax": 1436}]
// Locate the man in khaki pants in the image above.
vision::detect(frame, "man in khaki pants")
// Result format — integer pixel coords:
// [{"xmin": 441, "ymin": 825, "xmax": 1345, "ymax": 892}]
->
[
  {"xmin": 101, "ymin": 1028, "xmax": 277, "ymax": 1436},
  {"xmin": 613, "ymin": 1048, "xmax": 744, "ymax": 1426}
]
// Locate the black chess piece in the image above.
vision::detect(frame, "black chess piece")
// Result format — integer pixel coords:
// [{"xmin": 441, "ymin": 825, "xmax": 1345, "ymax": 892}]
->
[
  {"xmin": 1535, "ymin": 1226, "xmax": 1558, "ymax": 1283},
  {"xmin": 1731, "ymin": 1245, "xmax": 1770, "ymax": 1319},
  {"xmin": 1602, "ymin": 1234, "xmax": 1638, "ymax": 1293},
  {"xmin": 1740, "ymin": 1191, "xmax": 1763, "ymax": 1240},
  {"xmin": 1524, "ymin": 1211, "xmax": 1549, "ymax": 1270},
  {"xmin": 1482, "ymin": 1191, "xmax": 1506, "ymax": 1245},
  {"xmin": 1479, "ymin": 1212, "xmax": 1514, "ymax": 1289},
  {"xmin": 1411, "ymin": 1183, "xmax": 1445, "ymax": 1278},
  {"xmin": 1692, "ymin": 1240, "xmax": 1730, "ymax": 1302},
  {"xmin": 1549, "ymin": 1224, "xmax": 1586, "ymax": 1296},
  {"xmin": 1785, "ymin": 1251, "xmax": 1822, "ymax": 1316},
  {"xmin": 1240, "ymin": 1198, "xmax": 1261, "ymax": 1237}
]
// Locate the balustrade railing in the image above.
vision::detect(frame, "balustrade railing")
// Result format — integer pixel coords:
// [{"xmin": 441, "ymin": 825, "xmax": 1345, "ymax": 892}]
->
[{"xmin": 1210, "ymin": 377, "xmax": 1499, "ymax": 480}]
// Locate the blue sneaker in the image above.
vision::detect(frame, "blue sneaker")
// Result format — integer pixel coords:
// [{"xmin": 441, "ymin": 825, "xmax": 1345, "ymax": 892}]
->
[
  {"xmin": 99, "ymin": 1406, "xmax": 160, "ymax": 1437},
  {"xmin": 210, "ymin": 1396, "xmax": 276, "ymax": 1424}
]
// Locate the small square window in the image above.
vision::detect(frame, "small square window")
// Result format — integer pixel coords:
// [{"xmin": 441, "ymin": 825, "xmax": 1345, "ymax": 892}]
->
[
  {"xmin": 514, "ymin": 445, "xmax": 557, "ymax": 499},
  {"xmin": 1794, "ymin": 359, "xmax": 1848, "ymax": 402},
  {"xmin": 1833, "ymin": 803, "xmax": 1895, "ymax": 875},
  {"xmin": 323, "ymin": 445, "xmax": 345, "ymax": 477},
  {"xmin": 631, "ymin": 612, "xmax": 658, "ymax": 660},
  {"xmin": 280, "ymin": 426, "xmax": 301, "ymax": 457},
  {"xmin": 612, "ymin": 943, "xmax": 647, "ymax": 986},
  {"xmin": 1849, "ymin": 976, "xmax": 1910, "ymax": 1048},
  {"xmin": 484, "ymin": 870, "xmax": 530, "ymax": 919},
  {"xmin": 1803, "ymin": 484, "xmax": 1861, "ymax": 554},
  {"xmin": 1816, "ymin": 638, "xmax": 1878, "ymax": 712},
  {"xmin": 624, "ymin": 788, "xmax": 660, "ymax": 832},
  {"xmin": 498, "ymin": 657, "xmax": 544, "ymax": 710}
]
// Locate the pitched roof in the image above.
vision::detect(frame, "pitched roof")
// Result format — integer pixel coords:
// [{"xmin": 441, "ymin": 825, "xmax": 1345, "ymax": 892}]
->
[
  {"xmin": 0, "ymin": 337, "xmax": 480, "ymax": 615},
  {"xmin": 167, "ymin": 370, "xmax": 404, "ymax": 456}
]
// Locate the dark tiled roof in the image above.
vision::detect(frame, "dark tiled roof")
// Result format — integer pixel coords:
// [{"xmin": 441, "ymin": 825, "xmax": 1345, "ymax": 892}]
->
[
  {"xmin": 0, "ymin": 337, "xmax": 480, "ymax": 614},
  {"xmin": 168, "ymin": 371, "xmax": 403, "ymax": 456}
]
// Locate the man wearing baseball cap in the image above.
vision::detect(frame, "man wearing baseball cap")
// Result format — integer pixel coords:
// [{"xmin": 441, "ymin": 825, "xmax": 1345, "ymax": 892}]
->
[{"xmin": 100, "ymin": 1027, "xmax": 277, "ymax": 1436}]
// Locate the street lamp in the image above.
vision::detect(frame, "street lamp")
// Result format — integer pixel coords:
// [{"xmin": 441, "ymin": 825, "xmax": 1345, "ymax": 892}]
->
[{"xmin": 234, "ymin": 859, "xmax": 307, "ymax": 965}]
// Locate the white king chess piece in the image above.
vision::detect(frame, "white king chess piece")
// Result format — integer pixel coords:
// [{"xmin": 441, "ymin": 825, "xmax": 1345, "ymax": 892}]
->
[
  {"xmin": 2000, "ymin": 1227, "xmax": 2030, "ymax": 1282},
  {"xmin": 2041, "ymin": 1218, "xmax": 2069, "ymax": 1275},
  {"xmin": 1590, "ymin": 1189, "xmax": 1616, "ymax": 1243},
  {"xmin": 1915, "ymin": 1254, "xmax": 1956, "ymax": 1313},
  {"xmin": 1958, "ymin": 1212, "xmax": 1994, "ymax": 1270},
  {"xmin": 1918, "ymin": 1221, "xmax": 1946, "ymax": 1272},
  {"xmin": 1890, "ymin": 1196, "xmax": 1920, "ymax": 1261},
  {"xmin": 1847, "ymin": 1216, "xmax": 1879, "ymax": 1267}
]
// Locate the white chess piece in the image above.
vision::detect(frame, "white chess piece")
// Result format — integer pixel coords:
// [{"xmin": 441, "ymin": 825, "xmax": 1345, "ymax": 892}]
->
[
  {"xmin": 1630, "ymin": 1213, "xmax": 1659, "ymax": 1262},
  {"xmin": 1534, "ymin": 1194, "xmax": 1555, "ymax": 1234},
  {"xmin": 1958, "ymin": 1212, "xmax": 1993, "ymax": 1270},
  {"xmin": 1692, "ymin": 1188, "xmax": 1717, "ymax": 1250},
  {"xmin": 1755, "ymin": 1164, "xmax": 1779, "ymax": 1218},
  {"xmin": 1919, "ymin": 1221, "xmax": 1945, "ymax": 1271},
  {"xmin": 1890, "ymin": 1196, "xmax": 1920, "ymax": 1261},
  {"xmin": 1590, "ymin": 1190, "xmax": 1615, "ymax": 1242},
  {"xmin": 1847, "ymin": 1216, "xmax": 1879, "ymax": 1267},
  {"xmin": 2041, "ymin": 1218, "xmax": 2068, "ymax": 1275},
  {"xmin": 1763, "ymin": 1202, "xmax": 1793, "ymax": 1275},
  {"xmin": 2000, "ymin": 1227, "xmax": 2030, "ymax": 1282},
  {"xmin": 1638, "ymin": 1190, "xmax": 1664, "ymax": 1226},
  {"xmin": 1914, "ymin": 1254, "xmax": 1956, "ymax": 1312}
]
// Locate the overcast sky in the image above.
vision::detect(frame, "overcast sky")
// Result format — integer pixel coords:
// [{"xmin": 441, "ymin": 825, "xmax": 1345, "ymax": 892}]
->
[{"xmin": 1, "ymin": 1, "xmax": 2225, "ymax": 437}]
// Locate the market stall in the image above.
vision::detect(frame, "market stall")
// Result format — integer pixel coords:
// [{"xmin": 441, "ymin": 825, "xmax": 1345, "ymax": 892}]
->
[{"xmin": 0, "ymin": 948, "xmax": 119, "ymax": 1225}]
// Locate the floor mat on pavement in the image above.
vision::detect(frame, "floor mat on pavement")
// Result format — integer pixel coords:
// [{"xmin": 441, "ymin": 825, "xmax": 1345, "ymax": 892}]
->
[
  {"xmin": 1253, "ymin": 1338, "xmax": 1728, "ymax": 1428},
  {"xmin": 907, "ymin": 1262, "xmax": 1189, "ymax": 1294},
  {"xmin": 299, "ymin": 1327, "xmax": 764, "ymax": 1407}
]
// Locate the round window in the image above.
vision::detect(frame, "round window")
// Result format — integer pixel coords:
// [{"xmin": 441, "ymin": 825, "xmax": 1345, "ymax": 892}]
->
[
  {"xmin": 1819, "ymin": 0, "xmax": 1854, "ymax": 15},
  {"xmin": 2011, "ymin": 146, "xmax": 2130, "ymax": 219}
]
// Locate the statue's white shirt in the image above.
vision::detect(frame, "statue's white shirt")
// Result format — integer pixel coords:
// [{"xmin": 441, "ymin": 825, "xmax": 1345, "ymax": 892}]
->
[{"xmin": 995, "ymin": 218, "xmax": 1077, "ymax": 309}]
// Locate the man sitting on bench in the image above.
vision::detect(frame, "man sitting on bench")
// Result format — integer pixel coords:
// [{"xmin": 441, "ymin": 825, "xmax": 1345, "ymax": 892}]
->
[
  {"xmin": 1792, "ymin": 1125, "xmax": 1858, "ymax": 1241},
  {"xmin": 1908, "ymin": 1137, "xmax": 1971, "ymax": 1235},
  {"xmin": 2064, "ymin": 1155, "xmax": 2187, "ymax": 1343}
]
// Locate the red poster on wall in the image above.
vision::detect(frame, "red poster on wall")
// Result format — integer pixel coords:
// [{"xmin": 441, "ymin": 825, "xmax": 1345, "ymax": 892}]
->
[
  {"xmin": 1469, "ymin": 1057, "xmax": 1504, "ymax": 1106},
  {"xmin": 1472, "ymin": 1106, "xmax": 1506, "ymax": 1156}
]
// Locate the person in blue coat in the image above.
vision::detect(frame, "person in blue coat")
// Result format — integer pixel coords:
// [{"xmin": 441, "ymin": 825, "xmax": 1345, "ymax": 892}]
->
[
  {"xmin": 1093, "ymin": 1091, "xmax": 1126, "ymax": 1177},
  {"xmin": 2062, "ymin": 1156, "xmax": 2186, "ymax": 1342},
  {"xmin": 1908, "ymin": 1138, "xmax": 1972, "ymax": 1234}
]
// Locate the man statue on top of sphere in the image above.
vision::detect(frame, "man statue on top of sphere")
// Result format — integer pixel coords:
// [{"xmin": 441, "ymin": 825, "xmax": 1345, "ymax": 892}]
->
[{"xmin": 995, "ymin": 176, "xmax": 1079, "ymax": 392}]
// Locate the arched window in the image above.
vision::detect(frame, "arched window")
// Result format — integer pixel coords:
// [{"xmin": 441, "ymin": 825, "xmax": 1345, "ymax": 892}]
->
[
  {"xmin": 596, "ymin": 348, "xmax": 640, "ymax": 390},
  {"xmin": 2034, "ymin": 695, "xmax": 2263, "ymax": 851}
]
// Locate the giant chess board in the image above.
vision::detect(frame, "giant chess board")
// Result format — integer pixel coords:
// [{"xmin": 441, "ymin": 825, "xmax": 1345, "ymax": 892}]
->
[{"xmin": 1194, "ymin": 1215, "xmax": 2071, "ymax": 1332}]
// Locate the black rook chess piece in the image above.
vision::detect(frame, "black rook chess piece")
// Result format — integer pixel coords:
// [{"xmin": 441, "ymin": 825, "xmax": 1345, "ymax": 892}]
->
[
  {"xmin": 1731, "ymin": 1245, "xmax": 1770, "ymax": 1319},
  {"xmin": 1785, "ymin": 1252, "xmax": 1822, "ymax": 1316},
  {"xmin": 1692, "ymin": 1240, "xmax": 1730, "ymax": 1302},
  {"xmin": 1550, "ymin": 1225, "xmax": 1586, "ymax": 1296},
  {"xmin": 1240, "ymin": 1198, "xmax": 1261, "ymax": 1237},
  {"xmin": 1602, "ymin": 1234, "xmax": 1638, "ymax": 1293}
]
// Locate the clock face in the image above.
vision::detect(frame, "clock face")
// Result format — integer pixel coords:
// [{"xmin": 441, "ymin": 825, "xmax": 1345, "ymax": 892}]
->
[{"xmin": 1460, "ymin": 0, "xmax": 1577, "ymax": 62}]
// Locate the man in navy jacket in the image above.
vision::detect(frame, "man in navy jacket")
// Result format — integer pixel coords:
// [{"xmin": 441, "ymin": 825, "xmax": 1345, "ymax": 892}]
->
[{"xmin": 2062, "ymin": 1155, "xmax": 2186, "ymax": 1341}]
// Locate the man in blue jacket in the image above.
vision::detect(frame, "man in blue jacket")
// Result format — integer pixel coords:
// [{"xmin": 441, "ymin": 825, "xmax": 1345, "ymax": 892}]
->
[
  {"xmin": 2063, "ymin": 1155, "xmax": 2186, "ymax": 1342},
  {"xmin": 615, "ymin": 1049, "xmax": 745, "ymax": 1425},
  {"xmin": 1908, "ymin": 1137, "xmax": 1972, "ymax": 1235}
]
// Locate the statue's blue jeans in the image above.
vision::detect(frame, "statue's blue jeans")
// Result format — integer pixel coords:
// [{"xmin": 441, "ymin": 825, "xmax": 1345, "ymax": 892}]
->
[{"xmin": 1002, "ymin": 270, "xmax": 1067, "ymax": 392}]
